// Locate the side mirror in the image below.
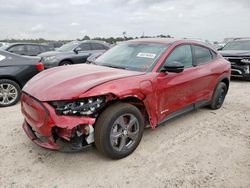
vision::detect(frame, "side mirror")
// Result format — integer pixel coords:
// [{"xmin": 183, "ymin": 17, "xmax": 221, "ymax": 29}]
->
[
  {"xmin": 162, "ymin": 61, "xmax": 184, "ymax": 73},
  {"xmin": 74, "ymin": 47, "xmax": 82, "ymax": 54}
]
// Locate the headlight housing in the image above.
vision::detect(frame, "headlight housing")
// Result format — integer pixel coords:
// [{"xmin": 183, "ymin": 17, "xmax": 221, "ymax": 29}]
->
[
  {"xmin": 50, "ymin": 96, "xmax": 106, "ymax": 116},
  {"xmin": 241, "ymin": 58, "xmax": 250, "ymax": 64},
  {"xmin": 44, "ymin": 56, "xmax": 56, "ymax": 62}
]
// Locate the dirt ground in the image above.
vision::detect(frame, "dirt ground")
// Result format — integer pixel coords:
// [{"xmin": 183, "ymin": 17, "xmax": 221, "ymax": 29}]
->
[{"xmin": 0, "ymin": 80, "xmax": 250, "ymax": 188}]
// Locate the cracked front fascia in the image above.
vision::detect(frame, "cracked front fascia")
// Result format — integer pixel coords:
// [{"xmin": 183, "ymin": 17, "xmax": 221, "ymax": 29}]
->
[{"xmin": 44, "ymin": 103, "xmax": 96, "ymax": 130}]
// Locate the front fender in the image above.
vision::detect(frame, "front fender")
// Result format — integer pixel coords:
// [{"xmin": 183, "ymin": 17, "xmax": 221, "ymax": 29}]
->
[{"xmin": 80, "ymin": 78, "xmax": 158, "ymax": 128}]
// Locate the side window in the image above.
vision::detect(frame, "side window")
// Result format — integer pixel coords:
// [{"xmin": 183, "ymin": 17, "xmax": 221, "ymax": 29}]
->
[
  {"xmin": 193, "ymin": 45, "xmax": 212, "ymax": 65},
  {"xmin": 8, "ymin": 45, "xmax": 25, "ymax": 52},
  {"xmin": 26, "ymin": 45, "xmax": 40, "ymax": 52},
  {"xmin": 91, "ymin": 43, "xmax": 106, "ymax": 50},
  {"xmin": 40, "ymin": 45, "xmax": 50, "ymax": 52},
  {"xmin": 164, "ymin": 45, "xmax": 193, "ymax": 67},
  {"xmin": 78, "ymin": 43, "xmax": 91, "ymax": 51}
]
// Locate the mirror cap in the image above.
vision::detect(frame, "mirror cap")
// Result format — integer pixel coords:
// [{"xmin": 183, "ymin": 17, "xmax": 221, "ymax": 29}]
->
[{"xmin": 162, "ymin": 61, "xmax": 184, "ymax": 73}]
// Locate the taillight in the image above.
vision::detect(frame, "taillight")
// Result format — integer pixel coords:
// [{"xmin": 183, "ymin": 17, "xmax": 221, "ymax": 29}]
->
[{"xmin": 36, "ymin": 63, "xmax": 44, "ymax": 71}]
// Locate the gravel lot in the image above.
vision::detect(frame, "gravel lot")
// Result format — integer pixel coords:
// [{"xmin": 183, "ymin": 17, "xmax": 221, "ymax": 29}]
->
[{"xmin": 0, "ymin": 80, "xmax": 250, "ymax": 188}]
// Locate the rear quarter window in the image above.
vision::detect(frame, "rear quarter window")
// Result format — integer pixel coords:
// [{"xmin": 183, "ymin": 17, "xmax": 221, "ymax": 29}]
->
[
  {"xmin": 78, "ymin": 43, "xmax": 92, "ymax": 51},
  {"xmin": 40, "ymin": 45, "xmax": 50, "ymax": 51},
  {"xmin": 193, "ymin": 45, "xmax": 213, "ymax": 65},
  {"xmin": 26, "ymin": 45, "xmax": 40, "ymax": 51},
  {"xmin": 91, "ymin": 43, "xmax": 107, "ymax": 50}
]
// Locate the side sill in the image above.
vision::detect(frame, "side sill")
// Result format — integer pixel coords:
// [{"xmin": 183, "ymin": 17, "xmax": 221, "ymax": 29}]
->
[{"xmin": 157, "ymin": 100, "xmax": 210, "ymax": 126}]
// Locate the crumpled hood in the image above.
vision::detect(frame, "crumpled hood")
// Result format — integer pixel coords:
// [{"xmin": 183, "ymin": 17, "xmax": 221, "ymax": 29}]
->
[
  {"xmin": 23, "ymin": 64, "xmax": 144, "ymax": 101},
  {"xmin": 220, "ymin": 50, "xmax": 250, "ymax": 57}
]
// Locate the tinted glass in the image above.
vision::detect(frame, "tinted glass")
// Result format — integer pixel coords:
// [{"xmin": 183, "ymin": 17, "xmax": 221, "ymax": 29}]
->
[
  {"xmin": 95, "ymin": 43, "xmax": 167, "ymax": 72},
  {"xmin": 78, "ymin": 43, "xmax": 91, "ymax": 51},
  {"xmin": 193, "ymin": 45, "xmax": 212, "ymax": 64},
  {"xmin": 222, "ymin": 40, "xmax": 250, "ymax": 50},
  {"xmin": 40, "ymin": 45, "xmax": 50, "ymax": 51},
  {"xmin": 57, "ymin": 41, "xmax": 80, "ymax": 52},
  {"xmin": 91, "ymin": 43, "xmax": 106, "ymax": 50},
  {"xmin": 164, "ymin": 45, "xmax": 193, "ymax": 67},
  {"xmin": 26, "ymin": 45, "xmax": 40, "ymax": 51},
  {"xmin": 8, "ymin": 45, "xmax": 25, "ymax": 52}
]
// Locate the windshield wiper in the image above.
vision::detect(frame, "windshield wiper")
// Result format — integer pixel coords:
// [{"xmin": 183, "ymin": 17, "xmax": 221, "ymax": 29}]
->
[{"xmin": 101, "ymin": 64, "xmax": 127, "ymax": 70}]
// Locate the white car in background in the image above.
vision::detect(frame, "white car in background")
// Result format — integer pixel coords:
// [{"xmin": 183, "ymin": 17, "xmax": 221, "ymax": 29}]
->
[{"xmin": 0, "ymin": 42, "xmax": 9, "ymax": 48}]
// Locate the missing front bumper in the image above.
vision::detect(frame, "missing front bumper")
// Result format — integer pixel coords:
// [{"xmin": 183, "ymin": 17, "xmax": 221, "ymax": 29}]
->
[{"xmin": 23, "ymin": 121, "xmax": 93, "ymax": 152}]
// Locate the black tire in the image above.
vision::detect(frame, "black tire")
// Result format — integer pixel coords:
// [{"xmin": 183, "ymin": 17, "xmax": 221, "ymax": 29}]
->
[
  {"xmin": 59, "ymin": 61, "xmax": 72, "ymax": 66},
  {"xmin": 94, "ymin": 103, "xmax": 144, "ymax": 159},
  {"xmin": 0, "ymin": 79, "xmax": 21, "ymax": 107},
  {"xmin": 209, "ymin": 82, "xmax": 227, "ymax": 110}
]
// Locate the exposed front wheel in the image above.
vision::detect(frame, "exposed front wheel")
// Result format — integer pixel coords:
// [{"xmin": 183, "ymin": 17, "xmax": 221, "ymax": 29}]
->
[
  {"xmin": 94, "ymin": 103, "xmax": 144, "ymax": 159},
  {"xmin": 0, "ymin": 79, "xmax": 21, "ymax": 107},
  {"xmin": 209, "ymin": 82, "xmax": 227, "ymax": 110}
]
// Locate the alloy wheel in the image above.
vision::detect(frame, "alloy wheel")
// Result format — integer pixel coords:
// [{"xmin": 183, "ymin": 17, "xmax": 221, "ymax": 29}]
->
[
  {"xmin": 110, "ymin": 113, "xmax": 140, "ymax": 152},
  {"xmin": 0, "ymin": 83, "xmax": 18, "ymax": 106}
]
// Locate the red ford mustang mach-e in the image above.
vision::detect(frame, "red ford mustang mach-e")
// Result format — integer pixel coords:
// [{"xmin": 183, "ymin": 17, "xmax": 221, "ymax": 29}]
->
[{"xmin": 21, "ymin": 38, "xmax": 231, "ymax": 159}]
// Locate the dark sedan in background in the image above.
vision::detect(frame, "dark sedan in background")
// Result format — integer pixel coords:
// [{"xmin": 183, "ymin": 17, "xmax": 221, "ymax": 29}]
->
[
  {"xmin": 0, "ymin": 50, "xmax": 44, "ymax": 107},
  {"xmin": 219, "ymin": 38, "xmax": 250, "ymax": 80},
  {"xmin": 2, "ymin": 43, "xmax": 53, "ymax": 56},
  {"xmin": 38, "ymin": 40, "xmax": 110, "ymax": 69}
]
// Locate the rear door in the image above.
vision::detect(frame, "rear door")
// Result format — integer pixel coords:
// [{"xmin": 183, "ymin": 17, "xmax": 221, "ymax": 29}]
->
[
  {"xmin": 26, "ymin": 45, "xmax": 41, "ymax": 56},
  {"xmin": 191, "ymin": 44, "xmax": 217, "ymax": 100},
  {"xmin": 75, "ymin": 43, "xmax": 92, "ymax": 63}
]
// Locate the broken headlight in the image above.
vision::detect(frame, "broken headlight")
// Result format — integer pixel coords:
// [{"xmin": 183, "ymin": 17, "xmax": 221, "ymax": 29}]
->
[{"xmin": 50, "ymin": 96, "xmax": 105, "ymax": 116}]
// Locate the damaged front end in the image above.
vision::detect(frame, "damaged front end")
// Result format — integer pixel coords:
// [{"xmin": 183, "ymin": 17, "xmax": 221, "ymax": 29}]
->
[
  {"xmin": 21, "ymin": 92, "xmax": 113, "ymax": 152},
  {"xmin": 225, "ymin": 57, "xmax": 250, "ymax": 78}
]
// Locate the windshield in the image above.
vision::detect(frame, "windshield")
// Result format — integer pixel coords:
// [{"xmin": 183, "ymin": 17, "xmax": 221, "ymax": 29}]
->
[
  {"xmin": 222, "ymin": 40, "xmax": 250, "ymax": 51},
  {"xmin": 95, "ymin": 42, "xmax": 168, "ymax": 72},
  {"xmin": 56, "ymin": 41, "xmax": 79, "ymax": 52}
]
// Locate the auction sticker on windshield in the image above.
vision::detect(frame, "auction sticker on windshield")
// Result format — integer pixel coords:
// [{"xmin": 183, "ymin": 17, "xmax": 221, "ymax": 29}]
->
[
  {"xmin": 0, "ymin": 55, "xmax": 6, "ymax": 61},
  {"xmin": 137, "ymin": 53, "xmax": 156, "ymax": 59}
]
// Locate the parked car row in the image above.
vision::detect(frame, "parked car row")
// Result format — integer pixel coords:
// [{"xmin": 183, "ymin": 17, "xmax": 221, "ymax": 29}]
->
[
  {"xmin": 0, "ymin": 40, "xmax": 111, "ymax": 108},
  {"xmin": 39, "ymin": 40, "xmax": 110, "ymax": 69},
  {"xmin": 0, "ymin": 50, "xmax": 44, "ymax": 107},
  {"xmin": 1, "ymin": 43, "xmax": 53, "ymax": 56}
]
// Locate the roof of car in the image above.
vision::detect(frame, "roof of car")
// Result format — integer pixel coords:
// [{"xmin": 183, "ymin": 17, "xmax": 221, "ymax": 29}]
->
[
  {"xmin": 126, "ymin": 38, "xmax": 211, "ymax": 46},
  {"xmin": 130, "ymin": 38, "xmax": 179, "ymax": 44},
  {"xmin": 233, "ymin": 38, "xmax": 250, "ymax": 41},
  {"xmin": 79, "ymin": 40, "xmax": 111, "ymax": 46},
  {"xmin": 7, "ymin": 43, "xmax": 50, "ymax": 47}
]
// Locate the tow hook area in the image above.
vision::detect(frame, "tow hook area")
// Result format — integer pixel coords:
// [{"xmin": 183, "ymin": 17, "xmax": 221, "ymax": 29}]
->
[{"xmin": 52, "ymin": 124, "xmax": 95, "ymax": 152}]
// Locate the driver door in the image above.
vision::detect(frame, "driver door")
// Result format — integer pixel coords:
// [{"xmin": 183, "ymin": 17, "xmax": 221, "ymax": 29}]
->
[{"xmin": 156, "ymin": 44, "xmax": 198, "ymax": 121}]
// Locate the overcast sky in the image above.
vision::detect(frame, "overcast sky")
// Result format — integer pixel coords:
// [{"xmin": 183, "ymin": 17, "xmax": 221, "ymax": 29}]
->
[{"xmin": 0, "ymin": 0, "xmax": 249, "ymax": 41}]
